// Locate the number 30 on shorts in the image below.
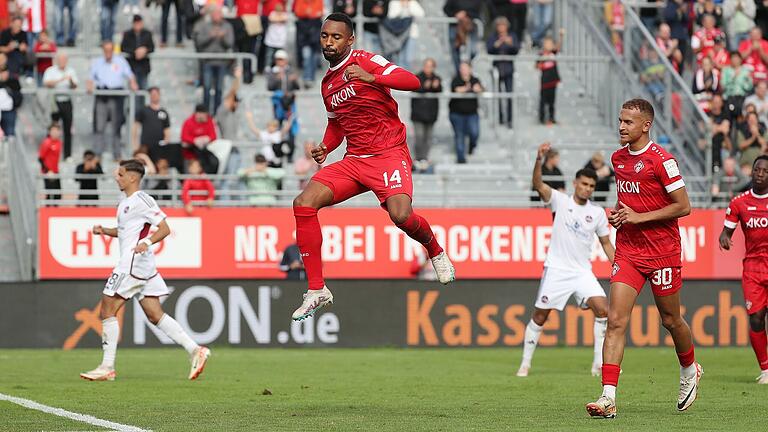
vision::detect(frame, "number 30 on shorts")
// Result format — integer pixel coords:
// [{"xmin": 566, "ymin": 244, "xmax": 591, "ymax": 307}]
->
[
  {"xmin": 650, "ymin": 268, "xmax": 673, "ymax": 286},
  {"xmin": 382, "ymin": 170, "xmax": 402, "ymax": 188}
]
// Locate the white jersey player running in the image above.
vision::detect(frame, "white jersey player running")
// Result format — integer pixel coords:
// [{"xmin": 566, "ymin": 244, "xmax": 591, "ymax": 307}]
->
[
  {"xmin": 517, "ymin": 143, "xmax": 616, "ymax": 377},
  {"xmin": 80, "ymin": 159, "xmax": 210, "ymax": 381}
]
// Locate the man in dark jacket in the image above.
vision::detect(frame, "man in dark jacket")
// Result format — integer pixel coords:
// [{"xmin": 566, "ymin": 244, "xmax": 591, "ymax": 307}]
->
[
  {"xmin": 664, "ymin": 0, "xmax": 690, "ymax": 57},
  {"xmin": 411, "ymin": 58, "xmax": 442, "ymax": 165},
  {"xmin": 363, "ymin": 0, "xmax": 389, "ymax": 53},
  {"xmin": 487, "ymin": 16, "xmax": 519, "ymax": 127},
  {"xmin": 121, "ymin": 15, "xmax": 155, "ymax": 89}
]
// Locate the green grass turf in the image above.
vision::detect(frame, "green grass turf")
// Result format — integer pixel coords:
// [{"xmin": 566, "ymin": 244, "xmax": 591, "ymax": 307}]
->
[{"xmin": 0, "ymin": 347, "xmax": 763, "ymax": 431}]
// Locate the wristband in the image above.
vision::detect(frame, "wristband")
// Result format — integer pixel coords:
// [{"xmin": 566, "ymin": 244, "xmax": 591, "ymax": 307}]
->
[{"xmin": 140, "ymin": 238, "xmax": 153, "ymax": 248}]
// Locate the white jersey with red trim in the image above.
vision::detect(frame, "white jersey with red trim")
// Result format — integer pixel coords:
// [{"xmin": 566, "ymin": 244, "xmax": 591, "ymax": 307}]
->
[{"xmin": 115, "ymin": 190, "xmax": 166, "ymax": 278}]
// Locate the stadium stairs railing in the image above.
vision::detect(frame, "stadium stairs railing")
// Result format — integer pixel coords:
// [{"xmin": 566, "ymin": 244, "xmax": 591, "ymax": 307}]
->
[
  {"xmin": 4, "ymin": 136, "xmax": 38, "ymax": 280},
  {"xmin": 556, "ymin": 0, "xmax": 712, "ymax": 204}
]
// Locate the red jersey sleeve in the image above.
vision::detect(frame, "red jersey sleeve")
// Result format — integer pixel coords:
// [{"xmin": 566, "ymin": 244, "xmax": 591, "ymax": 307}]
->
[
  {"xmin": 654, "ymin": 156, "xmax": 685, "ymax": 194},
  {"xmin": 724, "ymin": 198, "xmax": 741, "ymax": 229},
  {"xmin": 180, "ymin": 118, "xmax": 195, "ymax": 144},
  {"xmin": 357, "ymin": 52, "xmax": 420, "ymax": 91},
  {"xmin": 322, "ymin": 116, "xmax": 345, "ymax": 153}
]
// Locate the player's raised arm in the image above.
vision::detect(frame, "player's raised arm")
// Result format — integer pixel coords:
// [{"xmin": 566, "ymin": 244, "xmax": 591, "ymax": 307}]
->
[
  {"xmin": 532, "ymin": 142, "xmax": 553, "ymax": 203},
  {"xmin": 345, "ymin": 55, "xmax": 421, "ymax": 91}
]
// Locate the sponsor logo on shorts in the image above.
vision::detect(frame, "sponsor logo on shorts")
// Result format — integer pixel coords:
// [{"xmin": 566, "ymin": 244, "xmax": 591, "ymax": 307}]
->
[
  {"xmin": 611, "ymin": 263, "xmax": 620, "ymax": 277},
  {"xmin": 746, "ymin": 300, "xmax": 753, "ymax": 310},
  {"xmin": 617, "ymin": 165, "xmax": 624, "ymax": 169},
  {"xmin": 541, "ymin": 295, "xmax": 549, "ymax": 304},
  {"xmin": 634, "ymin": 161, "xmax": 645, "ymax": 173}
]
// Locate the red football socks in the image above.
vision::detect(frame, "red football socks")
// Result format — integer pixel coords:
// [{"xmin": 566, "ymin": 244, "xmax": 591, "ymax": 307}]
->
[
  {"xmin": 749, "ymin": 329, "xmax": 768, "ymax": 370},
  {"xmin": 294, "ymin": 206, "xmax": 324, "ymax": 290},
  {"xmin": 676, "ymin": 345, "xmax": 695, "ymax": 368},
  {"xmin": 396, "ymin": 213, "xmax": 444, "ymax": 258},
  {"xmin": 601, "ymin": 363, "xmax": 621, "ymax": 387}
]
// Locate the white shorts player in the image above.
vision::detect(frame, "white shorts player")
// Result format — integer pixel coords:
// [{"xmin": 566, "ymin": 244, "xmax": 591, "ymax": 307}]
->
[
  {"xmin": 520, "ymin": 144, "xmax": 615, "ymax": 378},
  {"xmin": 80, "ymin": 160, "xmax": 210, "ymax": 382},
  {"xmin": 102, "ymin": 191, "xmax": 170, "ymax": 300}
]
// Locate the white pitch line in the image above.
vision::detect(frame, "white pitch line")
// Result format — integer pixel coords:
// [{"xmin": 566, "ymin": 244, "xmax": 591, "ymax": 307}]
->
[{"xmin": 0, "ymin": 392, "xmax": 151, "ymax": 432}]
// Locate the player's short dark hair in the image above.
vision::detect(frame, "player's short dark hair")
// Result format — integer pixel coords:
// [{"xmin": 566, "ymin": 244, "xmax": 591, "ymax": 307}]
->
[
  {"xmin": 325, "ymin": 12, "xmax": 355, "ymax": 35},
  {"xmin": 753, "ymin": 155, "xmax": 768, "ymax": 168},
  {"xmin": 575, "ymin": 168, "xmax": 598, "ymax": 183},
  {"xmin": 83, "ymin": 150, "xmax": 96, "ymax": 159},
  {"xmin": 622, "ymin": 98, "xmax": 655, "ymax": 121},
  {"xmin": 120, "ymin": 159, "xmax": 145, "ymax": 178}
]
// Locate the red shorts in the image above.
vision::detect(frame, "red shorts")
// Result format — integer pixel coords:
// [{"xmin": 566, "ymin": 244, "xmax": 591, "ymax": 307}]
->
[
  {"xmin": 610, "ymin": 253, "xmax": 682, "ymax": 297},
  {"xmin": 742, "ymin": 271, "xmax": 768, "ymax": 315},
  {"xmin": 312, "ymin": 146, "xmax": 413, "ymax": 205}
]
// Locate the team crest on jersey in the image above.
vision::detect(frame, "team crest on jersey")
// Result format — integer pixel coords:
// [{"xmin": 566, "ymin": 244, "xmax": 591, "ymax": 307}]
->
[
  {"xmin": 124, "ymin": 206, "xmax": 130, "ymax": 213},
  {"xmin": 611, "ymin": 263, "xmax": 620, "ymax": 277},
  {"xmin": 746, "ymin": 300, "xmax": 753, "ymax": 310},
  {"xmin": 634, "ymin": 161, "xmax": 644, "ymax": 173},
  {"xmin": 585, "ymin": 215, "xmax": 593, "ymax": 223},
  {"xmin": 541, "ymin": 295, "xmax": 549, "ymax": 304}
]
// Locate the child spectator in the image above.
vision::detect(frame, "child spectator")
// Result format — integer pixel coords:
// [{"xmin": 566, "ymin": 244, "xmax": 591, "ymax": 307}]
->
[
  {"xmin": 38, "ymin": 123, "xmax": 62, "ymax": 201},
  {"xmin": 238, "ymin": 154, "xmax": 285, "ymax": 206},
  {"xmin": 182, "ymin": 159, "xmax": 215, "ymax": 214},
  {"xmin": 75, "ymin": 150, "xmax": 103, "ymax": 204},
  {"xmin": 33, "ymin": 29, "xmax": 55, "ymax": 85},
  {"xmin": 537, "ymin": 29, "xmax": 564, "ymax": 125},
  {"xmin": 246, "ymin": 113, "xmax": 291, "ymax": 168}
]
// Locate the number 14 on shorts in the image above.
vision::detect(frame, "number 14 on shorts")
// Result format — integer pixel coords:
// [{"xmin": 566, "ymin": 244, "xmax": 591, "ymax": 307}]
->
[{"xmin": 383, "ymin": 170, "xmax": 403, "ymax": 189}]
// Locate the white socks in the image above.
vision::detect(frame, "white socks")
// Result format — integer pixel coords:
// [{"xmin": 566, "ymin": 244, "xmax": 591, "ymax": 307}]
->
[
  {"xmin": 602, "ymin": 385, "xmax": 616, "ymax": 400},
  {"xmin": 681, "ymin": 363, "xmax": 697, "ymax": 378},
  {"xmin": 521, "ymin": 320, "xmax": 543, "ymax": 368},
  {"xmin": 593, "ymin": 317, "xmax": 607, "ymax": 366},
  {"xmin": 100, "ymin": 317, "xmax": 119, "ymax": 369},
  {"xmin": 157, "ymin": 314, "xmax": 198, "ymax": 355}
]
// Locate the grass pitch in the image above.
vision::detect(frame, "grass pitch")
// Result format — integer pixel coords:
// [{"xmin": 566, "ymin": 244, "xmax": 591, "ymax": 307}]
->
[{"xmin": 0, "ymin": 347, "xmax": 763, "ymax": 431}]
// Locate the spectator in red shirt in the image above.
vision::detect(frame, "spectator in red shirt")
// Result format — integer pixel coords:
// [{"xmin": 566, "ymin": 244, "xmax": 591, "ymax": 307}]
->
[
  {"xmin": 182, "ymin": 159, "xmax": 215, "ymax": 214},
  {"xmin": 38, "ymin": 123, "xmax": 62, "ymax": 201},
  {"xmin": 711, "ymin": 34, "xmax": 730, "ymax": 70},
  {"xmin": 33, "ymin": 29, "xmax": 55, "ymax": 86},
  {"xmin": 692, "ymin": 13, "xmax": 723, "ymax": 65},
  {"xmin": 739, "ymin": 26, "xmax": 768, "ymax": 82},
  {"xmin": 180, "ymin": 103, "xmax": 217, "ymax": 161}
]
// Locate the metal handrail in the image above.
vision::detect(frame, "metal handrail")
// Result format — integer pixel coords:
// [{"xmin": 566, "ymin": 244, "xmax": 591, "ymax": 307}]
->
[{"xmin": 34, "ymin": 51, "xmax": 259, "ymax": 73}]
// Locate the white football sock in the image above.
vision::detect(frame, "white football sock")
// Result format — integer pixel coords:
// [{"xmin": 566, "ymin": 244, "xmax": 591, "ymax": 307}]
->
[
  {"xmin": 680, "ymin": 362, "xmax": 697, "ymax": 378},
  {"xmin": 602, "ymin": 385, "xmax": 616, "ymax": 400},
  {"xmin": 521, "ymin": 320, "xmax": 543, "ymax": 368},
  {"xmin": 100, "ymin": 317, "xmax": 119, "ymax": 369},
  {"xmin": 593, "ymin": 317, "xmax": 608, "ymax": 365},
  {"xmin": 157, "ymin": 314, "xmax": 198, "ymax": 355}
]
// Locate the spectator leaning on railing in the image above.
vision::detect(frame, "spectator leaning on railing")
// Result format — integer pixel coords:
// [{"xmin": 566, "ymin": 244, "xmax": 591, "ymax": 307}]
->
[
  {"xmin": 43, "ymin": 52, "xmax": 77, "ymax": 160},
  {"xmin": 87, "ymin": 40, "xmax": 138, "ymax": 161},
  {"xmin": 180, "ymin": 104, "xmax": 218, "ymax": 171},
  {"xmin": 238, "ymin": 153, "xmax": 285, "ymax": 206},
  {"xmin": 121, "ymin": 14, "xmax": 155, "ymax": 90}
]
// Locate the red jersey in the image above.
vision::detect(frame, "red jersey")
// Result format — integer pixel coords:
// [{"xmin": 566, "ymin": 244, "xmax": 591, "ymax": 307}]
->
[
  {"xmin": 181, "ymin": 178, "xmax": 215, "ymax": 204},
  {"xmin": 612, "ymin": 141, "xmax": 686, "ymax": 259},
  {"xmin": 691, "ymin": 28, "xmax": 722, "ymax": 64},
  {"xmin": 322, "ymin": 50, "xmax": 408, "ymax": 156},
  {"xmin": 38, "ymin": 137, "xmax": 61, "ymax": 173},
  {"xmin": 739, "ymin": 39, "xmax": 768, "ymax": 82},
  {"xmin": 724, "ymin": 190, "xmax": 768, "ymax": 272}
]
